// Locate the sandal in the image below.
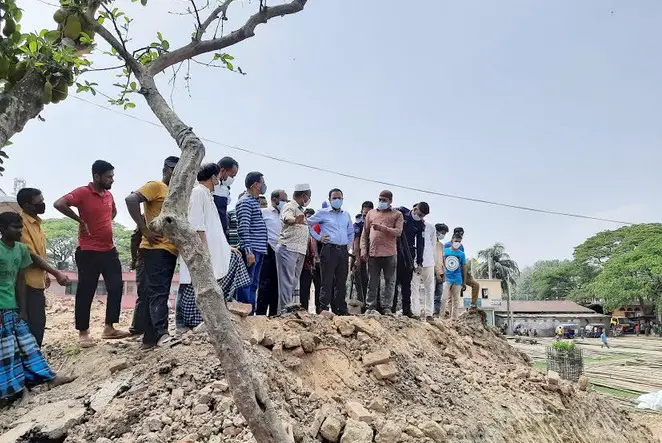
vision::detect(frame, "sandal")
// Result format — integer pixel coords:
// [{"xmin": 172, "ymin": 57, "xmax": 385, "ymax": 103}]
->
[
  {"xmin": 157, "ymin": 334, "xmax": 182, "ymax": 349},
  {"xmin": 101, "ymin": 329, "xmax": 131, "ymax": 340}
]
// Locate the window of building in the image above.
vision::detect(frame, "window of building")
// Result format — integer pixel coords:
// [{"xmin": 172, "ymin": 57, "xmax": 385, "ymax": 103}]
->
[{"xmin": 481, "ymin": 288, "xmax": 489, "ymax": 299}]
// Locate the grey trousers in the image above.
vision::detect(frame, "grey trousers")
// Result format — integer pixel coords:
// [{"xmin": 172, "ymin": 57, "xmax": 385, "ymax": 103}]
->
[
  {"xmin": 367, "ymin": 255, "xmax": 397, "ymax": 311},
  {"xmin": 275, "ymin": 244, "xmax": 305, "ymax": 313}
]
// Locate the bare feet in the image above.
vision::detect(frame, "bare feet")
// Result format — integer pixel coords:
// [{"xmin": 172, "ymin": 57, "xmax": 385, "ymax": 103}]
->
[
  {"xmin": 79, "ymin": 331, "xmax": 96, "ymax": 348},
  {"xmin": 101, "ymin": 325, "xmax": 131, "ymax": 340},
  {"xmin": 49, "ymin": 375, "xmax": 77, "ymax": 388}
]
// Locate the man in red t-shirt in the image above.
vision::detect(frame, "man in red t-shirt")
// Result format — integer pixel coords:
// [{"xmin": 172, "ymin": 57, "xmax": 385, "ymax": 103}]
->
[{"xmin": 54, "ymin": 160, "xmax": 129, "ymax": 346}]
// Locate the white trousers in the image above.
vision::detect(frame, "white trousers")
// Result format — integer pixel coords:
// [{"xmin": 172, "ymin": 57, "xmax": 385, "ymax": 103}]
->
[{"xmin": 411, "ymin": 266, "xmax": 435, "ymax": 317}]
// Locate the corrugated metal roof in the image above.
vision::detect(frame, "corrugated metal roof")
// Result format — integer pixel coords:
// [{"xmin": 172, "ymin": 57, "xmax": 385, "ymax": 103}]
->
[
  {"xmin": 495, "ymin": 300, "xmax": 597, "ymax": 314},
  {"xmin": 494, "ymin": 313, "xmax": 607, "ymax": 319}
]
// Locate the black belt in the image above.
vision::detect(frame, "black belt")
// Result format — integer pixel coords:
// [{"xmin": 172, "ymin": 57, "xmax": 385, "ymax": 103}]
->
[{"xmin": 325, "ymin": 243, "xmax": 348, "ymax": 249}]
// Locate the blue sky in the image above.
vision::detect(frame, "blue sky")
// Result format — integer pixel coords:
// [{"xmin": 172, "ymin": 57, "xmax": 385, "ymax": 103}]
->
[{"xmin": 4, "ymin": 0, "xmax": 661, "ymax": 266}]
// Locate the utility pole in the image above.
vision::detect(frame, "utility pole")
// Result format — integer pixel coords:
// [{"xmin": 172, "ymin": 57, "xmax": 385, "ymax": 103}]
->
[
  {"xmin": 488, "ymin": 256, "xmax": 493, "ymax": 280},
  {"xmin": 507, "ymin": 285, "xmax": 513, "ymax": 334}
]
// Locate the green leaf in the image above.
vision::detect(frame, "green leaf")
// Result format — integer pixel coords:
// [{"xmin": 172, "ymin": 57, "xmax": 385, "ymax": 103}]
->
[
  {"xmin": 221, "ymin": 54, "xmax": 234, "ymax": 61},
  {"xmin": 97, "ymin": 16, "xmax": 105, "ymax": 25},
  {"xmin": 130, "ymin": 81, "xmax": 136, "ymax": 89},
  {"xmin": 225, "ymin": 61, "xmax": 233, "ymax": 71},
  {"xmin": 161, "ymin": 40, "xmax": 169, "ymax": 50},
  {"xmin": 44, "ymin": 30, "xmax": 61, "ymax": 43},
  {"xmin": 157, "ymin": 32, "xmax": 163, "ymax": 41},
  {"xmin": 28, "ymin": 40, "xmax": 37, "ymax": 54},
  {"xmin": 124, "ymin": 102, "xmax": 136, "ymax": 109}
]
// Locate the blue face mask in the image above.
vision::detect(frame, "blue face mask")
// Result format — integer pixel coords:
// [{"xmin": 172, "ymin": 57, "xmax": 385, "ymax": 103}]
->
[
  {"xmin": 377, "ymin": 201, "xmax": 389, "ymax": 211},
  {"xmin": 330, "ymin": 198, "xmax": 343, "ymax": 210},
  {"xmin": 278, "ymin": 201, "xmax": 286, "ymax": 212},
  {"xmin": 260, "ymin": 183, "xmax": 267, "ymax": 195}
]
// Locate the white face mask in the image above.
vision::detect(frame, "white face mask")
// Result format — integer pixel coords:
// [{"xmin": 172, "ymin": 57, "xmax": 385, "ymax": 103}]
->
[
  {"xmin": 223, "ymin": 175, "xmax": 235, "ymax": 187},
  {"xmin": 437, "ymin": 233, "xmax": 445, "ymax": 242},
  {"xmin": 452, "ymin": 241, "xmax": 461, "ymax": 249},
  {"xmin": 302, "ymin": 195, "xmax": 311, "ymax": 207}
]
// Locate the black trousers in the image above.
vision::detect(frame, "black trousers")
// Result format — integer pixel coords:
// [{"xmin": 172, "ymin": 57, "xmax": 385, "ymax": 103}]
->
[
  {"xmin": 130, "ymin": 261, "xmax": 148, "ymax": 335},
  {"xmin": 319, "ymin": 245, "xmax": 349, "ymax": 314},
  {"xmin": 74, "ymin": 248, "xmax": 123, "ymax": 331},
  {"xmin": 25, "ymin": 286, "xmax": 46, "ymax": 347},
  {"xmin": 353, "ymin": 261, "xmax": 369, "ymax": 306},
  {"xmin": 256, "ymin": 245, "xmax": 278, "ymax": 316},
  {"xmin": 299, "ymin": 265, "xmax": 321, "ymax": 311},
  {"xmin": 140, "ymin": 249, "xmax": 177, "ymax": 344},
  {"xmin": 393, "ymin": 260, "xmax": 414, "ymax": 315}
]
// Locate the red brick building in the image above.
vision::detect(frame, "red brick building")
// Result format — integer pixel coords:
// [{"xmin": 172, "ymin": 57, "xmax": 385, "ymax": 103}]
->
[{"xmin": 49, "ymin": 271, "xmax": 181, "ymax": 309}]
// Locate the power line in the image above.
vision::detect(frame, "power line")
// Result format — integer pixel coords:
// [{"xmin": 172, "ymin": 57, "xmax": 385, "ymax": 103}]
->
[
  {"xmin": 70, "ymin": 95, "xmax": 635, "ymax": 226},
  {"xmin": 35, "ymin": 0, "xmax": 59, "ymax": 7}
]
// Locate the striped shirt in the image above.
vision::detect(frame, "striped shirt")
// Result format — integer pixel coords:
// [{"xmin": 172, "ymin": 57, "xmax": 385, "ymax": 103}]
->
[{"xmin": 236, "ymin": 194, "xmax": 268, "ymax": 254}]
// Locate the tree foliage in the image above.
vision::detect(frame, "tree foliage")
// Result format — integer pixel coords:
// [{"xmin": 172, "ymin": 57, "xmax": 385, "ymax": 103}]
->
[
  {"xmin": 42, "ymin": 217, "xmax": 133, "ymax": 270},
  {"xmin": 515, "ymin": 224, "xmax": 662, "ymax": 313},
  {"xmin": 513, "ymin": 260, "xmax": 578, "ymax": 301},
  {"xmin": 586, "ymin": 234, "xmax": 662, "ymax": 312},
  {"xmin": 0, "ymin": 0, "xmax": 92, "ymax": 156},
  {"xmin": 475, "ymin": 243, "xmax": 520, "ymax": 295}
]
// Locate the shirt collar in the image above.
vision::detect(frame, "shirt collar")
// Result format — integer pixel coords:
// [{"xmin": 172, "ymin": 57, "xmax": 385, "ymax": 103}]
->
[
  {"xmin": 87, "ymin": 182, "xmax": 107, "ymax": 196},
  {"xmin": 20, "ymin": 211, "xmax": 41, "ymax": 224}
]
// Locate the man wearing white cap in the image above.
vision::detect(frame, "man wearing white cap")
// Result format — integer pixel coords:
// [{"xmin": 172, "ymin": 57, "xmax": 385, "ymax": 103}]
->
[{"xmin": 276, "ymin": 184, "xmax": 312, "ymax": 314}]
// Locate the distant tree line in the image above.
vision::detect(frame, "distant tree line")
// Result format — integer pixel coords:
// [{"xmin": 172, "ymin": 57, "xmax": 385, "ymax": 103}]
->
[
  {"xmin": 42, "ymin": 218, "xmax": 133, "ymax": 271},
  {"xmin": 513, "ymin": 224, "xmax": 662, "ymax": 313}
]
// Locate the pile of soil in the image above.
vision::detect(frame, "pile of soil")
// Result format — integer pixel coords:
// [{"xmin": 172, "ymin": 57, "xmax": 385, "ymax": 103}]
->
[{"xmin": 0, "ymin": 296, "xmax": 655, "ymax": 443}]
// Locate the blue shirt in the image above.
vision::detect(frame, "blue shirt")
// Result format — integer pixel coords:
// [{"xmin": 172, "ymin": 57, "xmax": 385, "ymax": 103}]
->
[
  {"xmin": 236, "ymin": 194, "xmax": 268, "ymax": 254},
  {"xmin": 308, "ymin": 208, "xmax": 354, "ymax": 246},
  {"xmin": 444, "ymin": 241, "xmax": 464, "ymax": 252},
  {"xmin": 443, "ymin": 247, "xmax": 466, "ymax": 285},
  {"xmin": 397, "ymin": 207, "xmax": 425, "ymax": 266},
  {"xmin": 600, "ymin": 332, "xmax": 607, "ymax": 342}
]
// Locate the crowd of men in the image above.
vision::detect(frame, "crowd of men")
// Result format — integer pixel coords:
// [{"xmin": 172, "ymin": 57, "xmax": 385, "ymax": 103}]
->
[{"xmin": 0, "ymin": 155, "xmax": 479, "ymax": 402}]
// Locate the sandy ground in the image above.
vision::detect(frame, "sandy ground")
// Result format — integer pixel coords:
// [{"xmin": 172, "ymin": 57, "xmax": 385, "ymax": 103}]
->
[{"xmin": 513, "ymin": 334, "xmax": 662, "ymax": 441}]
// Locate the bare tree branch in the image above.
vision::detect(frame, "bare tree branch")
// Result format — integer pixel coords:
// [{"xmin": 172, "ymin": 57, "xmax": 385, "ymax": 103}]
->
[
  {"xmin": 195, "ymin": 0, "xmax": 235, "ymax": 41},
  {"xmin": 149, "ymin": 0, "xmax": 307, "ymax": 75},
  {"xmin": 189, "ymin": 0, "xmax": 203, "ymax": 32},
  {"xmin": 82, "ymin": 11, "xmax": 144, "ymax": 76}
]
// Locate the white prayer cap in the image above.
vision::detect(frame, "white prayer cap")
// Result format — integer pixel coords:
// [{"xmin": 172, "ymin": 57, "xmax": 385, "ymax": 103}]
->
[{"xmin": 294, "ymin": 183, "xmax": 311, "ymax": 192}]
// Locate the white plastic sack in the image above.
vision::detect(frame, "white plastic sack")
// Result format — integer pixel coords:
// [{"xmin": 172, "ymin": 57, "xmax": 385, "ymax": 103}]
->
[{"xmin": 636, "ymin": 390, "xmax": 662, "ymax": 411}]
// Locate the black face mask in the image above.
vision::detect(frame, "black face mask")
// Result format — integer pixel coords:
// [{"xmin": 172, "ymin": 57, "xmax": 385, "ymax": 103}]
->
[{"xmin": 33, "ymin": 203, "xmax": 46, "ymax": 214}]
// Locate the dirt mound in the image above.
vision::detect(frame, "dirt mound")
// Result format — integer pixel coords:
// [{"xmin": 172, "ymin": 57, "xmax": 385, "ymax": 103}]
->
[{"xmin": 0, "ymin": 299, "xmax": 655, "ymax": 443}]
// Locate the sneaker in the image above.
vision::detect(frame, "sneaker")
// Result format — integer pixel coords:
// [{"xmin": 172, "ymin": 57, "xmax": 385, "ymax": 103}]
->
[
  {"xmin": 425, "ymin": 316, "xmax": 435, "ymax": 323},
  {"xmin": 365, "ymin": 309, "xmax": 381, "ymax": 316}
]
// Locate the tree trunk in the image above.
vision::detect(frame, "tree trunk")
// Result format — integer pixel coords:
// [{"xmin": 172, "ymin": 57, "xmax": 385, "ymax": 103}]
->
[
  {"xmin": 0, "ymin": 70, "xmax": 46, "ymax": 148},
  {"xmin": 137, "ymin": 75, "xmax": 291, "ymax": 443}
]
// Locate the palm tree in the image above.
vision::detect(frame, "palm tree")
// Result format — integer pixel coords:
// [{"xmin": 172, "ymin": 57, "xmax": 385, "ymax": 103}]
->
[
  {"xmin": 476, "ymin": 243, "xmax": 520, "ymax": 334},
  {"xmin": 476, "ymin": 243, "xmax": 521, "ymax": 294}
]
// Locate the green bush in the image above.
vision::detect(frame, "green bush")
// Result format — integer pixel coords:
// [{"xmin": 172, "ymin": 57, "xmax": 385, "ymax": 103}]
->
[{"xmin": 552, "ymin": 340, "xmax": 576, "ymax": 352}]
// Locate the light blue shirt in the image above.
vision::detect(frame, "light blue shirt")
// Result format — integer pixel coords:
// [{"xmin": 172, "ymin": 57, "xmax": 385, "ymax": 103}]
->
[{"xmin": 308, "ymin": 208, "xmax": 354, "ymax": 246}]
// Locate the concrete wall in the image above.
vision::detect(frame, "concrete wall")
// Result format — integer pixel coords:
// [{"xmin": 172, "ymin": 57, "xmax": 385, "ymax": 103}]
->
[{"xmin": 494, "ymin": 315, "xmax": 609, "ymax": 337}]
